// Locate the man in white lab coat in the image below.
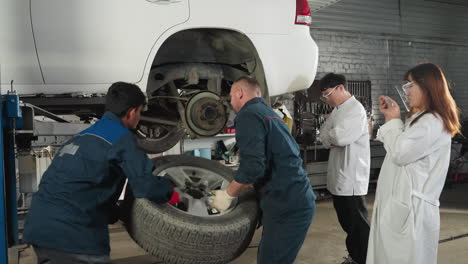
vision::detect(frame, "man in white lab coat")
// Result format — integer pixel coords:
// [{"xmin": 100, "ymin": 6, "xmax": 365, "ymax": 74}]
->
[{"xmin": 319, "ymin": 73, "xmax": 371, "ymax": 264}]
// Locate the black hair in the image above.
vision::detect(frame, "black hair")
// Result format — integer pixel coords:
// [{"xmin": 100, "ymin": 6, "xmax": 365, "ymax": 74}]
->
[
  {"xmin": 105, "ymin": 82, "xmax": 146, "ymax": 117},
  {"xmin": 319, "ymin": 73, "xmax": 347, "ymax": 91}
]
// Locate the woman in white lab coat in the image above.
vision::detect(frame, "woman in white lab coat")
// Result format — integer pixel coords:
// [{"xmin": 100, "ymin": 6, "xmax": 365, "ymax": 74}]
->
[{"xmin": 366, "ymin": 63, "xmax": 460, "ymax": 264}]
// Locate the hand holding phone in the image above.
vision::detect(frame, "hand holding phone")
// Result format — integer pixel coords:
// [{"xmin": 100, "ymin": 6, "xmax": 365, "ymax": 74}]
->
[
  {"xmin": 384, "ymin": 96, "xmax": 394, "ymax": 109},
  {"xmin": 379, "ymin": 95, "xmax": 401, "ymax": 122},
  {"xmin": 379, "ymin": 96, "xmax": 393, "ymax": 110}
]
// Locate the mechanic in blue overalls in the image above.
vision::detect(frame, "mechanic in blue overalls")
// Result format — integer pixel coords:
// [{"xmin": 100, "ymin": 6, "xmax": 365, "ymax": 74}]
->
[
  {"xmin": 23, "ymin": 82, "xmax": 180, "ymax": 264},
  {"xmin": 211, "ymin": 76, "xmax": 316, "ymax": 264}
]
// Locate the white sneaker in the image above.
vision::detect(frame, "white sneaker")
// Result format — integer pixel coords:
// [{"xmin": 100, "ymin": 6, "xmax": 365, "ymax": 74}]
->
[{"xmin": 340, "ymin": 256, "xmax": 358, "ymax": 264}]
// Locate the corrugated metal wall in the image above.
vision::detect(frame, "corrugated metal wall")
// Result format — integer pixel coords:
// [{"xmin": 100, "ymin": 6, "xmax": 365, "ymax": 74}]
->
[
  {"xmin": 309, "ymin": 0, "xmax": 400, "ymax": 34},
  {"xmin": 309, "ymin": 0, "xmax": 468, "ymax": 41},
  {"xmin": 401, "ymin": 0, "xmax": 468, "ymax": 40},
  {"xmin": 308, "ymin": 0, "xmax": 343, "ymax": 12},
  {"xmin": 307, "ymin": 0, "xmax": 468, "ymax": 117}
]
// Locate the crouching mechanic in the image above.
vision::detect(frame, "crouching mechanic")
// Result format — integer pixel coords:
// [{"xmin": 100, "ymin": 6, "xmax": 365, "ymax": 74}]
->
[
  {"xmin": 210, "ymin": 76, "xmax": 316, "ymax": 264},
  {"xmin": 23, "ymin": 82, "xmax": 180, "ymax": 264}
]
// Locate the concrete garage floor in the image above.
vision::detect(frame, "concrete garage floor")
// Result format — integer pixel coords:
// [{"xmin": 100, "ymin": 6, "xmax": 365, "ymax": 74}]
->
[{"xmin": 13, "ymin": 183, "xmax": 468, "ymax": 264}]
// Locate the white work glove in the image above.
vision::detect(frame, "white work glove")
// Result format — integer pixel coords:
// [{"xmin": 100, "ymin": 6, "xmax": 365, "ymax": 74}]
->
[{"xmin": 210, "ymin": 190, "xmax": 235, "ymax": 212}]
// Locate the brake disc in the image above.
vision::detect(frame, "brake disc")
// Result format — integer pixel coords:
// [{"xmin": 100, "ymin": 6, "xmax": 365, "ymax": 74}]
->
[{"xmin": 184, "ymin": 91, "xmax": 227, "ymax": 137}]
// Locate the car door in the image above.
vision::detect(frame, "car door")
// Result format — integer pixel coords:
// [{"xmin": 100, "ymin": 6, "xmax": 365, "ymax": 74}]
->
[
  {"xmin": 31, "ymin": 0, "xmax": 189, "ymax": 84},
  {"xmin": 0, "ymin": 0, "xmax": 44, "ymax": 86}
]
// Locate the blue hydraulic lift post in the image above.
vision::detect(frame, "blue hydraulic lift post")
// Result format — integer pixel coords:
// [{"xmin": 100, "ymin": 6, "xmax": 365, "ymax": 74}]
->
[
  {"xmin": 5, "ymin": 88, "xmax": 21, "ymax": 246},
  {"xmin": 0, "ymin": 83, "xmax": 9, "ymax": 264}
]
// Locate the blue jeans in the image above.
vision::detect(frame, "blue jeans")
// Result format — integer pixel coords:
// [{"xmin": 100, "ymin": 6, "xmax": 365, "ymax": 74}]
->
[{"xmin": 33, "ymin": 246, "xmax": 114, "ymax": 264}]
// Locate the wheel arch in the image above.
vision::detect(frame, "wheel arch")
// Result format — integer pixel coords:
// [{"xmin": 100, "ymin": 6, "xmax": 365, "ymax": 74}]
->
[{"xmin": 140, "ymin": 27, "xmax": 270, "ymax": 99}]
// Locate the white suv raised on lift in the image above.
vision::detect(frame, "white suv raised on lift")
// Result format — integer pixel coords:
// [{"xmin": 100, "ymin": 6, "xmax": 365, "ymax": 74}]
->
[
  {"xmin": 1, "ymin": 0, "xmax": 318, "ymax": 153},
  {"xmin": 1, "ymin": 1, "xmax": 319, "ymax": 262}
]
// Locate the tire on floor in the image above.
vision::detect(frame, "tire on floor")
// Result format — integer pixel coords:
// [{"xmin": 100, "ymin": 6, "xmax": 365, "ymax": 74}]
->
[{"xmin": 122, "ymin": 155, "xmax": 259, "ymax": 264}]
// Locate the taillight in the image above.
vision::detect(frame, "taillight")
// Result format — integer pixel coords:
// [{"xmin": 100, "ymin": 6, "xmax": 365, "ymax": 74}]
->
[{"xmin": 295, "ymin": 0, "xmax": 312, "ymax": 26}]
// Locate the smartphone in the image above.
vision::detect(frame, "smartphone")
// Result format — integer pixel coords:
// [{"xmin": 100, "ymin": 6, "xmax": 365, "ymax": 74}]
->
[
  {"xmin": 394, "ymin": 85, "xmax": 410, "ymax": 112},
  {"xmin": 383, "ymin": 96, "xmax": 393, "ymax": 109}
]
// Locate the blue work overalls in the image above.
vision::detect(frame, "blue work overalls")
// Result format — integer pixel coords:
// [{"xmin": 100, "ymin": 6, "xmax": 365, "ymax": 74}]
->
[
  {"xmin": 23, "ymin": 112, "xmax": 173, "ymax": 256},
  {"xmin": 234, "ymin": 98, "xmax": 316, "ymax": 264}
]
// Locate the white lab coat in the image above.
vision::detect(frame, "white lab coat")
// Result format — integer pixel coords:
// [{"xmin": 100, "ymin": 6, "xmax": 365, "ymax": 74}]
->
[
  {"xmin": 366, "ymin": 112, "xmax": 451, "ymax": 264},
  {"xmin": 319, "ymin": 96, "xmax": 370, "ymax": 196}
]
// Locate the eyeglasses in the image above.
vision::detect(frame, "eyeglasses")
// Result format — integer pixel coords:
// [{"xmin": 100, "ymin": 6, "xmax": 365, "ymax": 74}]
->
[
  {"xmin": 402, "ymin": 81, "xmax": 413, "ymax": 95},
  {"xmin": 322, "ymin": 85, "xmax": 338, "ymax": 98}
]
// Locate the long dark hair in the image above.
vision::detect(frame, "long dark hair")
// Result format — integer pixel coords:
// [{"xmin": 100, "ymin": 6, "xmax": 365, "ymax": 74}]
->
[{"xmin": 404, "ymin": 63, "xmax": 460, "ymax": 136}]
